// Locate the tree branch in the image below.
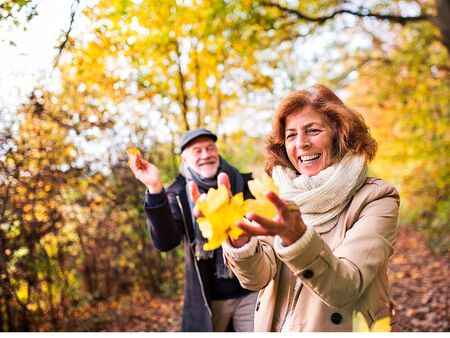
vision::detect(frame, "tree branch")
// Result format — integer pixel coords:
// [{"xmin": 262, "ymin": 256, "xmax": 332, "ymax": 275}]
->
[
  {"xmin": 261, "ymin": 1, "xmax": 433, "ymax": 25},
  {"xmin": 53, "ymin": 0, "xmax": 80, "ymax": 69}
]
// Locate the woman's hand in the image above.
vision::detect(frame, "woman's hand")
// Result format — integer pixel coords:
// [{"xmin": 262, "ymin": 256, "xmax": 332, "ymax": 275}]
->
[
  {"xmin": 129, "ymin": 154, "xmax": 163, "ymax": 193},
  {"xmin": 236, "ymin": 191, "xmax": 307, "ymax": 247}
]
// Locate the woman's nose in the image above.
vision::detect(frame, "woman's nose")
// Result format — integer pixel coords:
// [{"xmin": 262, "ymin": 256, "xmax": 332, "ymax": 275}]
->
[{"xmin": 296, "ymin": 134, "xmax": 310, "ymax": 149}]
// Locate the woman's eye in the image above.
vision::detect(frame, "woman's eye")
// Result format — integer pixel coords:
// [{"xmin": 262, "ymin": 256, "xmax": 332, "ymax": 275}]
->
[
  {"xmin": 286, "ymin": 133, "xmax": 296, "ymax": 140},
  {"xmin": 307, "ymin": 129, "xmax": 320, "ymax": 134}
]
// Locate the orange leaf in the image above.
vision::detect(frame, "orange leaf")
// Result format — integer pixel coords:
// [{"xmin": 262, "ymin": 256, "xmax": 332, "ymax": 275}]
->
[{"xmin": 127, "ymin": 147, "xmax": 144, "ymax": 168}]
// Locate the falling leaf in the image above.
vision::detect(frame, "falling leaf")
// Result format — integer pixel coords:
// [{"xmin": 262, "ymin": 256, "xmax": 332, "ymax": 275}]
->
[
  {"xmin": 244, "ymin": 173, "xmax": 279, "ymax": 219},
  {"xmin": 195, "ymin": 185, "xmax": 245, "ymax": 250},
  {"xmin": 127, "ymin": 147, "xmax": 144, "ymax": 168},
  {"xmin": 371, "ymin": 317, "xmax": 391, "ymax": 332},
  {"xmin": 353, "ymin": 312, "xmax": 370, "ymax": 332},
  {"xmin": 352, "ymin": 311, "xmax": 391, "ymax": 332}
]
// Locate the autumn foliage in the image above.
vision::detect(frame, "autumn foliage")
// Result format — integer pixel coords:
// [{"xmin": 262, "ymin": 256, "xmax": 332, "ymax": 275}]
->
[{"xmin": 1, "ymin": 0, "xmax": 448, "ymax": 332}]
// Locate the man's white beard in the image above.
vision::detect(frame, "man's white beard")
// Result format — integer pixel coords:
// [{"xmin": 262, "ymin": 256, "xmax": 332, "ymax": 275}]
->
[{"xmin": 198, "ymin": 166, "xmax": 219, "ymax": 179}]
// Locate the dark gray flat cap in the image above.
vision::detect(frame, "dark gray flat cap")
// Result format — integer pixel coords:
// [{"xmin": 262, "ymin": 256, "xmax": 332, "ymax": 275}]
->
[{"xmin": 179, "ymin": 128, "xmax": 217, "ymax": 152}]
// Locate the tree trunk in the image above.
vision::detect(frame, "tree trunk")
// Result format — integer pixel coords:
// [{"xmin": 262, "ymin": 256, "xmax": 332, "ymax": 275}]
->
[
  {"xmin": 174, "ymin": 41, "xmax": 190, "ymax": 131},
  {"xmin": 435, "ymin": 0, "xmax": 450, "ymax": 53}
]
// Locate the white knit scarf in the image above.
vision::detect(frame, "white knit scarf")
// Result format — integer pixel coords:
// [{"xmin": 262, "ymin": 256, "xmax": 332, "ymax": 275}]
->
[{"xmin": 271, "ymin": 154, "xmax": 368, "ymax": 234}]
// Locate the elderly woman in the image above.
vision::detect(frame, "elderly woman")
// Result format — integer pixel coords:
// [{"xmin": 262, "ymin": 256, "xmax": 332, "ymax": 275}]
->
[{"xmin": 218, "ymin": 84, "xmax": 400, "ymax": 331}]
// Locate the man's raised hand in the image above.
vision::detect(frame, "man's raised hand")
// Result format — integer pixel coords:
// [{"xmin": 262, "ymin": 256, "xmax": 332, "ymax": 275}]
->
[{"xmin": 129, "ymin": 154, "xmax": 163, "ymax": 193}]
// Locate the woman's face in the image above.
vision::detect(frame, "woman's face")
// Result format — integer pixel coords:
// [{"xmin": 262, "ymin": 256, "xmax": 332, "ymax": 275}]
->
[{"xmin": 284, "ymin": 107, "xmax": 335, "ymax": 177}]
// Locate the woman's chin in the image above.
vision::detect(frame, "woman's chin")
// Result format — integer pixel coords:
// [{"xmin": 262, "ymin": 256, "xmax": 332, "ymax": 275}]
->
[{"xmin": 298, "ymin": 163, "xmax": 323, "ymax": 177}]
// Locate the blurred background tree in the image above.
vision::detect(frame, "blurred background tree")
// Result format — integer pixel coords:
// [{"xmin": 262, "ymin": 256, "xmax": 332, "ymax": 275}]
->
[{"xmin": 0, "ymin": 0, "xmax": 448, "ymax": 331}]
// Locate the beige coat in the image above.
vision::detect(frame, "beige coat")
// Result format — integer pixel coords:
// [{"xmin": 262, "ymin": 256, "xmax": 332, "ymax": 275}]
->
[{"xmin": 224, "ymin": 177, "xmax": 400, "ymax": 331}]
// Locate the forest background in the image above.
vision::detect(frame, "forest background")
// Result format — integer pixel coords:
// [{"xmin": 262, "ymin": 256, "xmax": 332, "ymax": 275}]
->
[{"xmin": 0, "ymin": 0, "xmax": 448, "ymax": 332}]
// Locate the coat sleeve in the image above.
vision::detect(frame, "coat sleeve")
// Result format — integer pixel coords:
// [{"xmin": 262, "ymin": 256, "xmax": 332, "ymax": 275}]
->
[
  {"xmin": 144, "ymin": 189, "xmax": 185, "ymax": 252},
  {"xmin": 223, "ymin": 236, "xmax": 280, "ymax": 291},
  {"xmin": 276, "ymin": 180, "xmax": 400, "ymax": 308}
]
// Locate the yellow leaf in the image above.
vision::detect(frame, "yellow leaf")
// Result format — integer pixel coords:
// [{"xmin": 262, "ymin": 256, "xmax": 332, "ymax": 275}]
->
[
  {"xmin": 244, "ymin": 199, "xmax": 277, "ymax": 219},
  {"xmin": 127, "ymin": 147, "xmax": 141, "ymax": 157},
  {"xmin": 226, "ymin": 193, "xmax": 245, "ymax": 239},
  {"xmin": 352, "ymin": 312, "xmax": 370, "ymax": 332},
  {"xmin": 371, "ymin": 317, "xmax": 391, "ymax": 332},
  {"xmin": 228, "ymin": 223, "xmax": 244, "ymax": 239},
  {"xmin": 247, "ymin": 173, "xmax": 279, "ymax": 199},
  {"xmin": 203, "ymin": 233, "xmax": 228, "ymax": 250},
  {"xmin": 244, "ymin": 173, "xmax": 279, "ymax": 219},
  {"xmin": 231, "ymin": 191, "xmax": 244, "ymax": 206},
  {"xmin": 127, "ymin": 147, "xmax": 143, "ymax": 168},
  {"xmin": 197, "ymin": 218, "xmax": 213, "ymax": 239},
  {"xmin": 196, "ymin": 185, "xmax": 229, "ymax": 216},
  {"xmin": 352, "ymin": 311, "xmax": 391, "ymax": 332}
]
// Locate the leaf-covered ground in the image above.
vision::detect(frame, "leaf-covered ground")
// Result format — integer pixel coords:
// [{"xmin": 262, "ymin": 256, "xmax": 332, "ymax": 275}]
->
[
  {"xmin": 389, "ymin": 229, "xmax": 449, "ymax": 332},
  {"xmin": 62, "ymin": 228, "xmax": 448, "ymax": 332},
  {"xmin": 60, "ymin": 292, "xmax": 183, "ymax": 332}
]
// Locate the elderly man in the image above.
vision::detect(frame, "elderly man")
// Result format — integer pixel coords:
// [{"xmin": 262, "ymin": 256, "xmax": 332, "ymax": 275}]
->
[{"xmin": 129, "ymin": 128, "xmax": 257, "ymax": 332}]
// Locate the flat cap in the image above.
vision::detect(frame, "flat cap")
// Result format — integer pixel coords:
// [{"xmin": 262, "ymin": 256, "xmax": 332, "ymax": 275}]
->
[{"xmin": 179, "ymin": 128, "xmax": 217, "ymax": 152}]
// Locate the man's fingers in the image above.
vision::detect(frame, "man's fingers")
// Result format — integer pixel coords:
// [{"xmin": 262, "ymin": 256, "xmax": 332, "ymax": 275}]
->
[
  {"xmin": 192, "ymin": 193, "xmax": 206, "ymax": 217},
  {"xmin": 188, "ymin": 181, "xmax": 201, "ymax": 203},
  {"xmin": 218, "ymin": 173, "xmax": 231, "ymax": 195},
  {"xmin": 130, "ymin": 154, "xmax": 138, "ymax": 173},
  {"xmin": 192, "ymin": 205, "xmax": 202, "ymax": 218}
]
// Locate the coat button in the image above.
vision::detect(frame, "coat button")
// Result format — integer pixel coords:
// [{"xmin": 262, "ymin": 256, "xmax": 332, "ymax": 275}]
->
[
  {"xmin": 331, "ymin": 312, "xmax": 342, "ymax": 324},
  {"xmin": 302, "ymin": 269, "xmax": 314, "ymax": 279}
]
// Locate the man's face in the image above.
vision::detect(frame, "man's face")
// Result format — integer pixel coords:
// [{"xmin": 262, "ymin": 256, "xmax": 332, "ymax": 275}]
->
[{"xmin": 181, "ymin": 137, "xmax": 220, "ymax": 178}]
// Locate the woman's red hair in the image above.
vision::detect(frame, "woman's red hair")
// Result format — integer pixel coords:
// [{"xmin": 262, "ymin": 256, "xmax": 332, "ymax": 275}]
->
[{"xmin": 265, "ymin": 84, "xmax": 377, "ymax": 175}]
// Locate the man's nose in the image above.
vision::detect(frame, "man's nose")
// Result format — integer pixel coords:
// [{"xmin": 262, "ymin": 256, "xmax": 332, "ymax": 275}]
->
[{"xmin": 200, "ymin": 148, "xmax": 211, "ymax": 157}]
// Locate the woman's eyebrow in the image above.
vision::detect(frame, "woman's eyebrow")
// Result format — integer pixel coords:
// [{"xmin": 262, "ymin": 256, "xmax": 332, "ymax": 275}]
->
[
  {"xmin": 303, "ymin": 122, "xmax": 321, "ymax": 128},
  {"xmin": 286, "ymin": 122, "xmax": 320, "ymax": 131}
]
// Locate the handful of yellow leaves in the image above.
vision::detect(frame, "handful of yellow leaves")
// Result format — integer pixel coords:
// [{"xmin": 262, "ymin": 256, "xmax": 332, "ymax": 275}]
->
[{"xmin": 195, "ymin": 174, "xmax": 279, "ymax": 250}]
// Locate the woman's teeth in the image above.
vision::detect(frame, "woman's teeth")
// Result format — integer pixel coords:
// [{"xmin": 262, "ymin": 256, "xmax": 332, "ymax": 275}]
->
[{"xmin": 300, "ymin": 154, "xmax": 320, "ymax": 163}]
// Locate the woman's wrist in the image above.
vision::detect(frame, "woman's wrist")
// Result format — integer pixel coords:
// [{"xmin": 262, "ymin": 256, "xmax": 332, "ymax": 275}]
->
[
  {"xmin": 222, "ymin": 237, "xmax": 258, "ymax": 259},
  {"xmin": 280, "ymin": 226, "xmax": 306, "ymax": 247},
  {"xmin": 280, "ymin": 234, "xmax": 301, "ymax": 247},
  {"xmin": 275, "ymin": 227, "xmax": 315, "ymax": 258}
]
